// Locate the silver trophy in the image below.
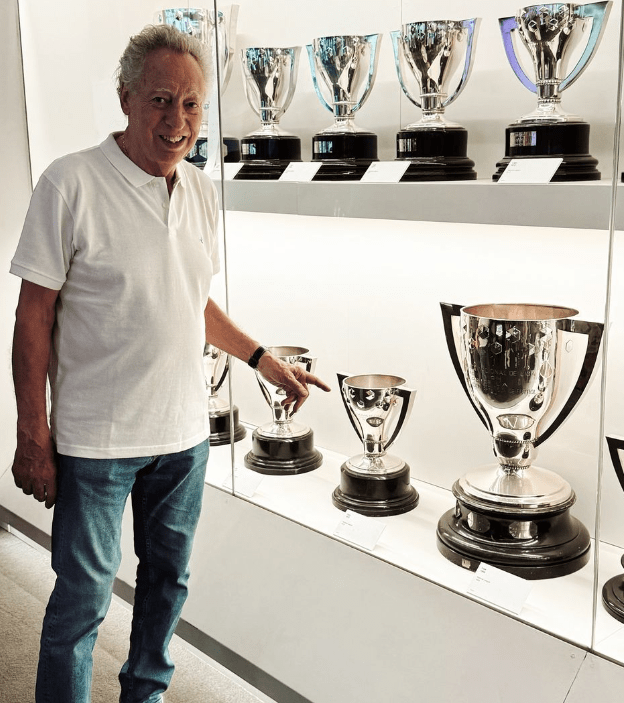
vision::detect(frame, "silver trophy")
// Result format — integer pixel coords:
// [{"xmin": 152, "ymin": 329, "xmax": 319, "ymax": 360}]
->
[
  {"xmin": 156, "ymin": 6, "xmax": 240, "ymax": 168},
  {"xmin": 390, "ymin": 19, "xmax": 479, "ymax": 180},
  {"xmin": 602, "ymin": 436, "xmax": 624, "ymax": 622},
  {"xmin": 439, "ymin": 303, "xmax": 603, "ymax": 578},
  {"xmin": 307, "ymin": 34, "xmax": 382, "ymax": 179},
  {"xmin": 203, "ymin": 344, "xmax": 246, "ymax": 445},
  {"xmin": 494, "ymin": 2, "xmax": 612, "ymax": 180},
  {"xmin": 244, "ymin": 346, "xmax": 322, "ymax": 475},
  {"xmin": 236, "ymin": 47, "xmax": 302, "ymax": 179},
  {"xmin": 333, "ymin": 374, "xmax": 418, "ymax": 516}
]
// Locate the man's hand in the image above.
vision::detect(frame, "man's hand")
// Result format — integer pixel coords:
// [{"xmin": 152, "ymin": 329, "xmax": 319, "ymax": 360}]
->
[
  {"xmin": 12, "ymin": 427, "xmax": 57, "ymax": 509},
  {"xmin": 257, "ymin": 353, "xmax": 331, "ymax": 413}
]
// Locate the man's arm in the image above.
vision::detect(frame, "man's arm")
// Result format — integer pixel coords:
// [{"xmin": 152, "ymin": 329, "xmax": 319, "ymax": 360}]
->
[
  {"xmin": 12, "ymin": 280, "xmax": 59, "ymax": 509},
  {"xmin": 204, "ymin": 298, "xmax": 330, "ymax": 412}
]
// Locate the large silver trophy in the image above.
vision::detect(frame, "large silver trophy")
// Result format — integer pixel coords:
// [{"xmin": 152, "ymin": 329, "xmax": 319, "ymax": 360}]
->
[
  {"xmin": 156, "ymin": 6, "xmax": 240, "ymax": 168},
  {"xmin": 235, "ymin": 47, "xmax": 302, "ymax": 180},
  {"xmin": 390, "ymin": 19, "xmax": 479, "ymax": 181},
  {"xmin": 307, "ymin": 34, "xmax": 381, "ymax": 180},
  {"xmin": 439, "ymin": 303, "xmax": 603, "ymax": 578},
  {"xmin": 494, "ymin": 2, "xmax": 611, "ymax": 181},
  {"xmin": 334, "ymin": 374, "xmax": 418, "ymax": 516},
  {"xmin": 203, "ymin": 344, "xmax": 246, "ymax": 445},
  {"xmin": 602, "ymin": 436, "xmax": 624, "ymax": 622},
  {"xmin": 244, "ymin": 346, "xmax": 322, "ymax": 474}
]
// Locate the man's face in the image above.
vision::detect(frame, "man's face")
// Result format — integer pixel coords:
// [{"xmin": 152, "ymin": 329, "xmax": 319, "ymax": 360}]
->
[{"xmin": 120, "ymin": 47, "xmax": 205, "ymax": 179}]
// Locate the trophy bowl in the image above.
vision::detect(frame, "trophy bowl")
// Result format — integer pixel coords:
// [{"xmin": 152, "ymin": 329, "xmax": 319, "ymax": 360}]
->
[
  {"xmin": 493, "ymin": 2, "xmax": 612, "ymax": 181},
  {"xmin": 235, "ymin": 47, "xmax": 302, "ymax": 180},
  {"xmin": 332, "ymin": 373, "xmax": 419, "ymax": 517},
  {"xmin": 391, "ymin": 18, "xmax": 479, "ymax": 181},
  {"xmin": 438, "ymin": 302, "xmax": 603, "ymax": 578},
  {"xmin": 244, "ymin": 346, "xmax": 323, "ymax": 475},
  {"xmin": 307, "ymin": 34, "xmax": 381, "ymax": 180},
  {"xmin": 203, "ymin": 344, "xmax": 246, "ymax": 445},
  {"xmin": 602, "ymin": 436, "xmax": 624, "ymax": 622}
]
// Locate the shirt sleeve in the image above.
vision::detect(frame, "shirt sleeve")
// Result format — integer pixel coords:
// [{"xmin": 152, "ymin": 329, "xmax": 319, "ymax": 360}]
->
[{"xmin": 10, "ymin": 173, "xmax": 74, "ymax": 291}]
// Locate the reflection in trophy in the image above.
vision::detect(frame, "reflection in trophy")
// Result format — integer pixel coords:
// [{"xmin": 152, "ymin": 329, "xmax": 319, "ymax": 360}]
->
[
  {"xmin": 235, "ymin": 47, "xmax": 302, "ymax": 180},
  {"xmin": 156, "ymin": 6, "xmax": 240, "ymax": 168},
  {"xmin": 244, "ymin": 346, "xmax": 323, "ymax": 475},
  {"xmin": 203, "ymin": 344, "xmax": 246, "ymax": 445},
  {"xmin": 602, "ymin": 436, "xmax": 624, "ymax": 622},
  {"xmin": 307, "ymin": 34, "xmax": 381, "ymax": 180},
  {"xmin": 439, "ymin": 303, "xmax": 603, "ymax": 578},
  {"xmin": 391, "ymin": 19, "xmax": 479, "ymax": 181},
  {"xmin": 333, "ymin": 374, "xmax": 418, "ymax": 516},
  {"xmin": 494, "ymin": 2, "xmax": 612, "ymax": 181}
]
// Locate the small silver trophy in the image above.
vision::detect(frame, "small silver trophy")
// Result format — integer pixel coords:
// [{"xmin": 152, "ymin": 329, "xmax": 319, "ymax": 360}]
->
[
  {"xmin": 494, "ymin": 2, "xmax": 612, "ymax": 180},
  {"xmin": 244, "ymin": 346, "xmax": 323, "ymax": 475},
  {"xmin": 236, "ymin": 47, "xmax": 302, "ymax": 179},
  {"xmin": 307, "ymin": 34, "xmax": 381, "ymax": 180},
  {"xmin": 333, "ymin": 374, "xmax": 418, "ymax": 516},
  {"xmin": 439, "ymin": 303, "xmax": 603, "ymax": 578},
  {"xmin": 390, "ymin": 19, "xmax": 479, "ymax": 181},
  {"xmin": 156, "ymin": 6, "xmax": 240, "ymax": 168},
  {"xmin": 602, "ymin": 436, "xmax": 624, "ymax": 622},
  {"xmin": 203, "ymin": 344, "xmax": 246, "ymax": 445}
]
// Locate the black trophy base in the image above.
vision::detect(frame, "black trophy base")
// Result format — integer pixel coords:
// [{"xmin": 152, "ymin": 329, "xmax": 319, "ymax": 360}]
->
[
  {"xmin": 436, "ymin": 495, "xmax": 591, "ymax": 580},
  {"xmin": 332, "ymin": 462, "xmax": 419, "ymax": 517},
  {"xmin": 223, "ymin": 137, "xmax": 240, "ymax": 163},
  {"xmin": 603, "ymin": 574, "xmax": 624, "ymax": 623},
  {"xmin": 397, "ymin": 127, "xmax": 476, "ymax": 181},
  {"xmin": 312, "ymin": 132, "xmax": 378, "ymax": 181},
  {"xmin": 235, "ymin": 135, "xmax": 301, "ymax": 180},
  {"xmin": 493, "ymin": 121, "xmax": 600, "ymax": 182},
  {"xmin": 209, "ymin": 406, "xmax": 246, "ymax": 446},
  {"xmin": 244, "ymin": 427, "xmax": 322, "ymax": 475}
]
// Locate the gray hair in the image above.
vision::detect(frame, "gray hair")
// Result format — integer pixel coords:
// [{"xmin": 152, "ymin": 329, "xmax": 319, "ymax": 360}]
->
[{"xmin": 115, "ymin": 24, "xmax": 211, "ymax": 98}]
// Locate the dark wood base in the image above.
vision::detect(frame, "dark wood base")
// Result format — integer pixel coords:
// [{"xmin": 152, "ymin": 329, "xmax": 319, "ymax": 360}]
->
[{"xmin": 244, "ymin": 427, "xmax": 322, "ymax": 475}]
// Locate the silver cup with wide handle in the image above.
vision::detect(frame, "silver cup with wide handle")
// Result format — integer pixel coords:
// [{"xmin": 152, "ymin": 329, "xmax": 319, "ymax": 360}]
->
[
  {"xmin": 236, "ymin": 47, "xmax": 302, "ymax": 179},
  {"xmin": 203, "ymin": 344, "xmax": 246, "ymax": 445},
  {"xmin": 494, "ymin": 2, "xmax": 611, "ymax": 180},
  {"xmin": 307, "ymin": 34, "xmax": 381, "ymax": 179},
  {"xmin": 438, "ymin": 302, "xmax": 603, "ymax": 578},
  {"xmin": 244, "ymin": 346, "xmax": 323, "ymax": 475},
  {"xmin": 333, "ymin": 373, "xmax": 419, "ymax": 517}
]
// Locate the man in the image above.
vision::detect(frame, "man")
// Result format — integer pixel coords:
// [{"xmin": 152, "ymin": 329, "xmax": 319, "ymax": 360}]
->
[{"xmin": 11, "ymin": 24, "xmax": 330, "ymax": 703}]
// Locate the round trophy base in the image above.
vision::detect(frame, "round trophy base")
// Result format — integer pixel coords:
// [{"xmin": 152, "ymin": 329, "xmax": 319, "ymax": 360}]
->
[
  {"xmin": 493, "ymin": 121, "xmax": 600, "ymax": 182},
  {"xmin": 436, "ymin": 488, "xmax": 591, "ymax": 579},
  {"xmin": 332, "ymin": 462, "xmax": 419, "ymax": 517},
  {"xmin": 244, "ymin": 427, "xmax": 322, "ymax": 475},
  {"xmin": 396, "ymin": 127, "xmax": 477, "ymax": 181},
  {"xmin": 223, "ymin": 137, "xmax": 241, "ymax": 163},
  {"xmin": 603, "ymin": 568, "xmax": 624, "ymax": 623},
  {"xmin": 209, "ymin": 405, "xmax": 247, "ymax": 447},
  {"xmin": 185, "ymin": 137, "xmax": 208, "ymax": 170},
  {"xmin": 236, "ymin": 135, "xmax": 302, "ymax": 180},
  {"xmin": 312, "ymin": 132, "xmax": 378, "ymax": 181}
]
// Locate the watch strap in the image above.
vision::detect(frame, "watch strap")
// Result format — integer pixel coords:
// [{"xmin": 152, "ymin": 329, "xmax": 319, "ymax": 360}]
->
[{"xmin": 248, "ymin": 345, "xmax": 268, "ymax": 369}]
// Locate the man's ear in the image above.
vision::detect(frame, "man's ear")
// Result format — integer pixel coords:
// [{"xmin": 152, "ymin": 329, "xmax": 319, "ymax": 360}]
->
[{"xmin": 119, "ymin": 84, "xmax": 131, "ymax": 116}]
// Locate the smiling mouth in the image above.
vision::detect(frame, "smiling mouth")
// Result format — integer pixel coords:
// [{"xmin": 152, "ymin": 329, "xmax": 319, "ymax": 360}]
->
[{"xmin": 160, "ymin": 135, "xmax": 186, "ymax": 144}]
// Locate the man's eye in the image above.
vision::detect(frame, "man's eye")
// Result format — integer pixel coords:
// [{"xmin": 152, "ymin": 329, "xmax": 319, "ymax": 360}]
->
[{"xmin": 152, "ymin": 97, "xmax": 167, "ymax": 104}]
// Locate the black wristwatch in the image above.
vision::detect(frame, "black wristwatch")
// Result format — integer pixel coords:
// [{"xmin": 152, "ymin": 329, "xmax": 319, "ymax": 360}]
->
[{"xmin": 248, "ymin": 345, "xmax": 268, "ymax": 369}]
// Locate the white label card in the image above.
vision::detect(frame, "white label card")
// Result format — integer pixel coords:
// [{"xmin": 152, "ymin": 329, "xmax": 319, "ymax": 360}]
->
[
  {"xmin": 360, "ymin": 161, "xmax": 410, "ymax": 183},
  {"xmin": 279, "ymin": 161, "xmax": 322, "ymax": 182},
  {"xmin": 467, "ymin": 563, "xmax": 533, "ymax": 615},
  {"xmin": 497, "ymin": 157, "xmax": 563, "ymax": 184},
  {"xmin": 333, "ymin": 510, "xmax": 386, "ymax": 551},
  {"xmin": 211, "ymin": 162, "xmax": 244, "ymax": 180},
  {"xmin": 222, "ymin": 466, "xmax": 263, "ymax": 498}
]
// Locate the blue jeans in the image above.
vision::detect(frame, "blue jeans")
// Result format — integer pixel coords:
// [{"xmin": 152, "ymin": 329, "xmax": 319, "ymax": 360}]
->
[{"xmin": 36, "ymin": 439, "xmax": 209, "ymax": 703}]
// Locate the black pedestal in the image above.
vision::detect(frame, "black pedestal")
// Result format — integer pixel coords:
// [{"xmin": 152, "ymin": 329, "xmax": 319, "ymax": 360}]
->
[
  {"xmin": 209, "ymin": 406, "xmax": 246, "ymax": 446},
  {"xmin": 332, "ymin": 462, "xmax": 419, "ymax": 517},
  {"xmin": 223, "ymin": 137, "xmax": 240, "ymax": 163},
  {"xmin": 397, "ymin": 127, "xmax": 476, "ymax": 181},
  {"xmin": 436, "ymin": 487, "xmax": 591, "ymax": 579},
  {"xmin": 312, "ymin": 132, "xmax": 378, "ymax": 181},
  {"xmin": 244, "ymin": 427, "xmax": 322, "ymax": 475},
  {"xmin": 493, "ymin": 121, "xmax": 600, "ymax": 181},
  {"xmin": 602, "ymin": 555, "xmax": 624, "ymax": 623},
  {"xmin": 234, "ymin": 135, "xmax": 301, "ymax": 180},
  {"xmin": 185, "ymin": 137, "xmax": 208, "ymax": 169}
]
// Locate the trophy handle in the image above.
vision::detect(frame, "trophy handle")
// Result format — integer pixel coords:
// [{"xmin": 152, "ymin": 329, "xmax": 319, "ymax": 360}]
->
[
  {"xmin": 204, "ymin": 344, "xmax": 230, "ymax": 394},
  {"xmin": 281, "ymin": 47, "xmax": 302, "ymax": 115},
  {"xmin": 442, "ymin": 18, "xmax": 480, "ymax": 109},
  {"xmin": 607, "ymin": 436, "xmax": 624, "ymax": 493},
  {"xmin": 383, "ymin": 386, "xmax": 416, "ymax": 452},
  {"xmin": 534, "ymin": 319, "xmax": 603, "ymax": 447},
  {"xmin": 498, "ymin": 16, "xmax": 538, "ymax": 94},
  {"xmin": 352, "ymin": 33, "xmax": 382, "ymax": 115},
  {"xmin": 559, "ymin": 1, "xmax": 612, "ymax": 92},
  {"xmin": 220, "ymin": 4, "xmax": 239, "ymax": 92},
  {"xmin": 307, "ymin": 44, "xmax": 334, "ymax": 115},
  {"xmin": 390, "ymin": 29, "xmax": 421, "ymax": 109},
  {"xmin": 337, "ymin": 372, "xmax": 365, "ymax": 443}
]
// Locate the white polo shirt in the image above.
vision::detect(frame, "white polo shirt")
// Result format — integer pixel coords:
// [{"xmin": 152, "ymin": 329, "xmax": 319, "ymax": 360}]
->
[{"xmin": 11, "ymin": 133, "xmax": 220, "ymax": 458}]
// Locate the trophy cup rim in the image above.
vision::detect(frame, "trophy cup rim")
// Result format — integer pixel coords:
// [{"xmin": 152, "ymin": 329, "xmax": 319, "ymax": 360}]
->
[
  {"xmin": 343, "ymin": 373, "xmax": 407, "ymax": 390},
  {"xmin": 461, "ymin": 303, "xmax": 579, "ymax": 321},
  {"xmin": 266, "ymin": 345, "xmax": 310, "ymax": 357}
]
